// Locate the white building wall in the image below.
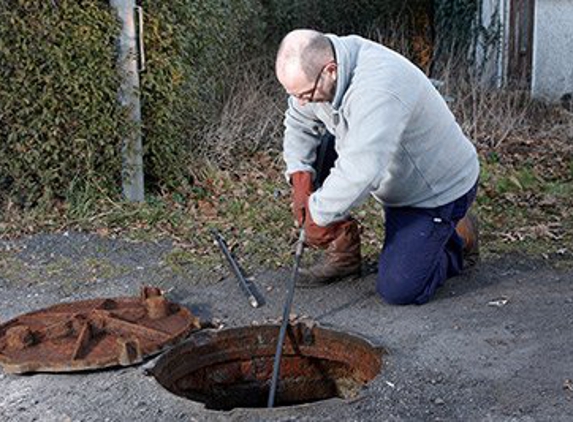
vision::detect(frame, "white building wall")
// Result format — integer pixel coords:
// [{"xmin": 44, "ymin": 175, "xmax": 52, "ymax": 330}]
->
[{"xmin": 531, "ymin": 0, "xmax": 573, "ymax": 101}]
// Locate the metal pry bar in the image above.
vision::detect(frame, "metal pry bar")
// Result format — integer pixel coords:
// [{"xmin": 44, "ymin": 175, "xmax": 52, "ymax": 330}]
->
[
  {"xmin": 267, "ymin": 228, "xmax": 306, "ymax": 408},
  {"xmin": 210, "ymin": 228, "xmax": 260, "ymax": 308}
]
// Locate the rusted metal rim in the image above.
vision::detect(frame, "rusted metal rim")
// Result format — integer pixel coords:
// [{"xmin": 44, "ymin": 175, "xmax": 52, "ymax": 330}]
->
[
  {"xmin": 0, "ymin": 286, "xmax": 200, "ymax": 374},
  {"xmin": 151, "ymin": 321, "xmax": 385, "ymax": 410}
]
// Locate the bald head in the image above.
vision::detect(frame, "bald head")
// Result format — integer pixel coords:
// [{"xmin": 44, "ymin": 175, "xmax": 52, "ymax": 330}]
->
[{"xmin": 276, "ymin": 29, "xmax": 334, "ymax": 87}]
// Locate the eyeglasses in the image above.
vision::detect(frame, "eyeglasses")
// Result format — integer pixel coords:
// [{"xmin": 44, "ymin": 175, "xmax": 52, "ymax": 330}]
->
[{"xmin": 292, "ymin": 60, "xmax": 335, "ymax": 102}]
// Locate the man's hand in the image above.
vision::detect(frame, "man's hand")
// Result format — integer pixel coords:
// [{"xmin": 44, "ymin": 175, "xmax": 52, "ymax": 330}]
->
[
  {"xmin": 291, "ymin": 171, "xmax": 313, "ymax": 227},
  {"xmin": 291, "ymin": 171, "xmax": 351, "ymax": 248}
]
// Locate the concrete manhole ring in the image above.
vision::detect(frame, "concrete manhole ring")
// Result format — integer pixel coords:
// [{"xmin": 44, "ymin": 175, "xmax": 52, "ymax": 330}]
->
[
  {"xmin": 0, "ymin": 286, "xmax": 200, "ymax": 374},
  {"xmin": 151, "ymin": 321, "xmax": 385, "ymax": 410}
]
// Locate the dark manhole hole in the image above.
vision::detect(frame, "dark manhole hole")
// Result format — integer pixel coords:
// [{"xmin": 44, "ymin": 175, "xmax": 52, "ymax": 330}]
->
[{"xmin": 151, "ymin": 322, "xmax": 384, "ymax": 410}]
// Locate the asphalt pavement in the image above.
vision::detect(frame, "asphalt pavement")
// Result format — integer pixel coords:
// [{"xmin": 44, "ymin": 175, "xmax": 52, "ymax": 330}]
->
[{"xmin": 1, "ymin": 232, "xmax": 572, "ymax": 421}]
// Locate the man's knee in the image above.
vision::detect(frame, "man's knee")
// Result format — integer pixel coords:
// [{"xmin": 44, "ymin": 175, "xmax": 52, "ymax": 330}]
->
[{"xmin": 376, "ymin": 273, "xmax": 424, "ymax": 305}]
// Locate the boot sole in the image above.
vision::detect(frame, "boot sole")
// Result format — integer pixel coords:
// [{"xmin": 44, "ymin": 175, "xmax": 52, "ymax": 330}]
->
[{"xmin": 296, "ymin": 271, "xmax": 362, "ymax": 289}]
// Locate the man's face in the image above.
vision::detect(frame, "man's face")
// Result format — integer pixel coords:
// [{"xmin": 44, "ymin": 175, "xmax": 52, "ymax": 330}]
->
[{"xmin": 280, "ymin": 61, "xmax": 337, "ymax": 106}]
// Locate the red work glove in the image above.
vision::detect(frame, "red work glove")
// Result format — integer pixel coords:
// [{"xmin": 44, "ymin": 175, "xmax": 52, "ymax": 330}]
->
[
  {"xmin": 291, "ymin": 171, "xmax": 313, "ymax": 227},
  {"xmin": 304, "ymin": 211, "xmax": 349, "ymax": 248}
]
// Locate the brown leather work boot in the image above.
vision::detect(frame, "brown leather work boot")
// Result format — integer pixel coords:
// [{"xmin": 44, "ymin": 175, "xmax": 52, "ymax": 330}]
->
[
  {"xmin": 455, "ymin": 212, "xmax": 480, "ymax": 268},
  {"xmin": 298, "ymin": 220, "xmax": 362, "ymax": 287}
]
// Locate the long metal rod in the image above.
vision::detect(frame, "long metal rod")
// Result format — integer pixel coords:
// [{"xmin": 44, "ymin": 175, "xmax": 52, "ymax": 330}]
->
[
  {"xmin": 135, "ymin": 6, "xmax": 146, "ymax": 72},
  {"xmin": 210, "ymin": 229, "xmax": 260, "ymax": 308},
  {"xmin": 267, "ymin": 228, "xmax": 305, "ymax": 408}
]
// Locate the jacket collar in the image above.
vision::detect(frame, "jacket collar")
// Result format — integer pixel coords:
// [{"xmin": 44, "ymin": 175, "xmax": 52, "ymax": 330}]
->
[{"xmin": 325, "ymin": 34, "xmax": 353, "ymax": 110}]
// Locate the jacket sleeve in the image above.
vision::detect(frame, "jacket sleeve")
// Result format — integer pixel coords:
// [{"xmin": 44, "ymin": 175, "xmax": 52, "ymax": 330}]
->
[
  {"xmin": 309, "ymin": 91, "xmax": 410, "ymax": 226},
  {"xmin": 282, "ymin": 97, "xmax": 324, "ymax": 181}
]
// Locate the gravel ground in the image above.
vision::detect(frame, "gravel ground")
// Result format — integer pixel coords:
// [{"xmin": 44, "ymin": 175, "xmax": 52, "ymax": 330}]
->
[{"xmin": 1, "ymin": 232, "xmax": 572, "ymax": 421}]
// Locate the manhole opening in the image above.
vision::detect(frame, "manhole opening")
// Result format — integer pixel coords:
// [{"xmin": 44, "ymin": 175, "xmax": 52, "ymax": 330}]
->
[{"xmin": 152, "ymin": 323, "xmax": 383, "ymax": 410}]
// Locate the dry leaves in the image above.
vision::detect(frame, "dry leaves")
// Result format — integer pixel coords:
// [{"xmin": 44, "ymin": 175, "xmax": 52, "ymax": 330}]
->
[{"xmin": 500, "ymin": 223, "xmax": 563, "ymax": 243}]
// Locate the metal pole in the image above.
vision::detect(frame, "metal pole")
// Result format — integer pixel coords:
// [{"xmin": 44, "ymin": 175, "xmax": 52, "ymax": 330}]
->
[
  {"xmin": 210, "ymin": 229, "xmax": 261, "ymax": 308},
  {"xmin": 267, "ymin": 228, "xmax": 305, "ymax": 408},
  {"xmin": 111, "ymin": 0, "xmax": 144, "ymax": 202}
]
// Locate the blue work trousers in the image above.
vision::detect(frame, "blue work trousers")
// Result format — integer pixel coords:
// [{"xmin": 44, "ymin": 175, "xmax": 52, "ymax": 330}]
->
[{"xmin": 376, "ymin": 183, "xmax": 478, "ymax": 305}]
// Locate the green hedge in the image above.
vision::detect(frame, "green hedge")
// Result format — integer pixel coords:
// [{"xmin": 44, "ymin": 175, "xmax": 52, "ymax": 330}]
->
[
  {"xmin": 0, "ymin": 0, "xmax": 264, "ymax": 206},
  {"xmin": 139, "ymin": 0, "xmax": 264, "ymax": 189},
  {"xmin": 433, "ymin": 0, "xmax": 480, "ymax": 69},
  {"xmin": 0, "ymin": 0, "xmax": 123, "ymax": 206},
  {"xmin": 262, "ymin": 1, "xmax": 431, "ymax": 42}
]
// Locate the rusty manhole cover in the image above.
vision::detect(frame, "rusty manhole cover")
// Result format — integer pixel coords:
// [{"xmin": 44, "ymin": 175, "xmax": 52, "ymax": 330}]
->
[
  {"xmin": 0, "ymin": 286, "xmax": 200, "ymax": 374},
  {"xmin": 151, "ymin": 322, "xmax": 384, "ymax": 410}
]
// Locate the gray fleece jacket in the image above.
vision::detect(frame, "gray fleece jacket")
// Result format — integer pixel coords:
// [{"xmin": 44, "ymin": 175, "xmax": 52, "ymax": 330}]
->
[{"xmin": 283, "ymin": 35, "xmax": 480, "ymax": 227}]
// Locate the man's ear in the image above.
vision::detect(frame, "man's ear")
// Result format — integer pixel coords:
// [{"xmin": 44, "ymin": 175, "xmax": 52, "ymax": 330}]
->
[{"xmin": 327, "ymin": 62, "xmax": 337, "ymax": 80}]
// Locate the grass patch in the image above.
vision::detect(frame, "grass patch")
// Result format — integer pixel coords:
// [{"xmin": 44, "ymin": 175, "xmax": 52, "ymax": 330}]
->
[
  {"xmin": 0, "ymin": 249, "xmax": 131, "ymax": 292},
  {"xmin": 0, "ymin": 250, "xmax": 27, "ymax": 287}
]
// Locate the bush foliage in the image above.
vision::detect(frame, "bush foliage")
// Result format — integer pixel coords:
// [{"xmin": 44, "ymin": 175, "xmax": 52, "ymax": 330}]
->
[
  {"xmin": 139, "ymin": 0, "xmax": 264, "ymax": 189},
  {"xmin": 0, "ymin": 1, "xmax": 123, "ymax": 207}
]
